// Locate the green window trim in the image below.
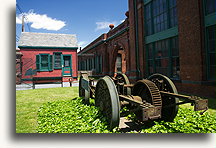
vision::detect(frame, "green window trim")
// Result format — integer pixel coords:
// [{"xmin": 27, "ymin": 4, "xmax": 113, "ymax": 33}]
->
[
  {"xmin": 145, "ymin": 26, "xmax": 178, "ymax": 44},
  {"xmin": 36, "ymin": 54, "xmax": 53, "ymax": 72},
  {"xmin": 204, "ymin": 12, "xmax": 216, "ymax": 27},
  {"xmin": 144, "ymin": 0, "xmax": 152, "ymax": 5}
]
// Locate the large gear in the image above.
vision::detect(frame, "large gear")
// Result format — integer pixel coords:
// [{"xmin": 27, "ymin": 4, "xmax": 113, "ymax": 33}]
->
[
  {"xmin": 132, "ymin": 79, "xmax": 162, "ymax": 107},
  {"xmin": 148, "ymin": 73, "xmax": 179, "ymax": 121}
]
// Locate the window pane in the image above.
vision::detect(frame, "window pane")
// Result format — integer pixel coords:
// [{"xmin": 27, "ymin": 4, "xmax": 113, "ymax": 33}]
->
[
  {"xmin": 172, "ymin": 57, "xmax": 180, "ymax": 78},
  {"xmin": 207, "ymin": 25, "xmax": 216, "ymax": 52},
  {"xmin": 206, "ymin": 25, "xmax": 216, "ymax": 80},
  {"xmin": 145, "ymin": 3, "xmax": 153, "ymax": 36},
  {"xmin": 209, "ymin": 66, "xmax": 216, "ymax": 80},
  {"xmin": 41, "ymin": 55, "xmax": 48, "ymax": 63},
  {"xmin": 54, "ymin": 53, "xmax": 61, "ymax": 68},
  {"xmin": 41, "ymin": 55, "xmax": 49, "ymax": 69},
  {"xmin": 172, "ymin": 37, "xmax": 179, "ymax": 56},
  {"xmin": 148, "ymin": 60, "xmax": 154, "ymax": 74},
  {"xmin": 145, "ymin": 0, "xmax": 177, "ymax": 36},
  {"xmin": 209, "ymin": 40, "xmax": 216, "ymax": 52},
  {"xmin": 147, "ymin": 36, "xmax": 179, "ymax": 78},
  {"xmin": 206, "ymin": 0, "xmax": 216, "ymax": 15},
  {"xmin": 64, "ymin": 56, "xmax": 70, "ymax": 67},
  {"xmin": 209, "ymin": 53, "xmax": 216, "ymax": 66},
  {"xmin": 116, "ymin": 55, "xmax": 122, "ymax": 68},
  {"xmin": 148, "ymin": 43, "xmax": 154, "ymax": 59}
]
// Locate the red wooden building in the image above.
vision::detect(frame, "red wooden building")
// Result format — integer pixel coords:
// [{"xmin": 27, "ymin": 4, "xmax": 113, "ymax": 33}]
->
[{"xmin": 18, "ymin": 32, "xmax": 78, "ymax": 83}]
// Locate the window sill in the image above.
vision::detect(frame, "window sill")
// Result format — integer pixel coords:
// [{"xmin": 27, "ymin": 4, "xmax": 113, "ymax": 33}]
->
[
  {"xmin": 54, "ymin": 67, "xmax": 62, "ymax": 70},
  {"xmin": 37, "ymin": 70, "xmax": 52, "ymax": 72}
]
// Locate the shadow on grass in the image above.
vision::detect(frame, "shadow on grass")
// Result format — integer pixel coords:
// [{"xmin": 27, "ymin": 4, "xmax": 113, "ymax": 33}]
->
[{"xmin": 206, "ymin": 97, "xmax": 216, "ymax": 110}]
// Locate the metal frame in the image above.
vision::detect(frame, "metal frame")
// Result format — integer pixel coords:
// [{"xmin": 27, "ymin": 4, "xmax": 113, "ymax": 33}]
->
[{"xmin": 79, "ymin": 73, "xmax": 208, "ymax": 129}]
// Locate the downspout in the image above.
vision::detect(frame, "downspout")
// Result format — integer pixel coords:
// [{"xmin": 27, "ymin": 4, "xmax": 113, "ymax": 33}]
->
[{"xmin": 134, "ymin": 0, "xmax": 141, "ymax": 80}]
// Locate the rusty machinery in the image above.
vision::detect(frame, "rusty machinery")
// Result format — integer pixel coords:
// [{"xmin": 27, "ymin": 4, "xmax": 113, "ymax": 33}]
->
[{"xmin": 79, "ymin": 73, "xmax": 208, "ymax": 129}]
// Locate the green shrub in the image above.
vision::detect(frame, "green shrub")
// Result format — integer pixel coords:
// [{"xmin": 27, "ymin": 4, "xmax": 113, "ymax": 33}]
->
[
  {"xmin": 140, "ymin": 108, "xmax": 216, "ymax": 133},
  {"xmin": 37, "ymin": 98, "xmax": 110, "ymax": 133},
  {"xmin": 37, "ymin": 98, "xmax": 216, "ymax": 133}
]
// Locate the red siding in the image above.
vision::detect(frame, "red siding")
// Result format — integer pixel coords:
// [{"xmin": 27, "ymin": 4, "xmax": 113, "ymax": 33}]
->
[{"xmin": 20, "ymin": 48, "xmax": 77, "ymax": 82}]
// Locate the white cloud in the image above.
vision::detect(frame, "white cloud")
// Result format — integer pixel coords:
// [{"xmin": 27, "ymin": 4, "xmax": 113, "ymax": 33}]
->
[
  {"xmin": 95, "ymin": 20, "xmax": 126, "ymax": 31},
  {"xmin": 78, "ymin": 41, "xmax": 88, "ymax": 48},
  {"xmin": 95, "ymin": 21, "xmax": 117, "ymax": 31},
  {"xmin": 16, "ymin": 10, "xmax": 66, "ymax": 31}
]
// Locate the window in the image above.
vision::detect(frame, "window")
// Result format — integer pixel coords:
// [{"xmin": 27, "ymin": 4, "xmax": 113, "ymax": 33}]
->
[
  {"xmin": 95, "ymin": 55, "xmax": 103, "ymax": 73},
  {"xmin": 36, "ymin": 54, "xmax": 53, "ymax": 71},
  {"xmin": 204, "ymin": 0, "xmax": 216, "ymax": 80},
  {"xmin": 205, "ymin": 0, "xmax": 216, "ymax": 15},
  {"xmin": 88, "ymin": 58, "xmax": 91, "ymax": 70},
  {"xmin": 169, "ymin": 0, "xmax": 177, "ymax": 27},
  {"xmin": 147, "ymin": 43, "xmax": 154, "ymax": 75},
  {"xmin": 155, "ymin": 39, "xmax": 169, "ymax": 76},
  {"xmin": 171, "ymin": 36, "xmax": 180, "ymax": 79},
  {"xmin": 147, "ymin": 36, "xmax": 180, "ymax": 79},
  {"xmin": 144, "ymin": 0, "xmax": 178, "ymax": 35},
  {"xmin": 116, "ymin": 54, "xmax": 122, "ymax": 72},
  {"xmin": 145, "ymin": 3, "xmax": 153, "ymax": 36},
  {"xmin": 54, "ymin": 52, "xmax": 62, "ymax": 69},
  {"xmin": 206, "ymin": 25, "xmax": 216, "ymax": 80},
  {"xmin": 80, "ymin": 61, "xmax": 85, "ymax": 70},
  {"xmin": 152, "ymin": 0, "xmax": 168, "ymax": 33}
]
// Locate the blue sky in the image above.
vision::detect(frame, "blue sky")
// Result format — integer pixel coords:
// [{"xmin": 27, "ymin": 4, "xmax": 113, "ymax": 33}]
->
[{"xmin": 16, "ymin": 0, "xmax": 128, "ymax": 49}]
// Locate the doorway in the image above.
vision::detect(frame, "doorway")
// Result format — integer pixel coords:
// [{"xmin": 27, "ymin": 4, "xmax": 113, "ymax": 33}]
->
[{"xmin": 62, "ymin": 55, "xmax": 72, "ymax": 76}]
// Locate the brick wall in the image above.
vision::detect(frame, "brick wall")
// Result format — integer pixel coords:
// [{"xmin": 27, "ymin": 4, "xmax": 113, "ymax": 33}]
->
[{"xmin": 78, "ymin": 0, "xmax": 215, "ymax": 98}]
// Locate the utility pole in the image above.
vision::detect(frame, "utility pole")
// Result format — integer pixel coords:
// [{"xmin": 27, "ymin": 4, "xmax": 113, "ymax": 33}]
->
[{"xmin": 22, "ymin": 15, "xmax": 25, "ymax": 32}]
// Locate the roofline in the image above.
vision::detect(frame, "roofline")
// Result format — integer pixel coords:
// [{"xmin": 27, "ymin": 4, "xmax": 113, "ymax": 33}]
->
[
  {"xmin": 18, "ymin": 46, "xmax": 78, "ymax": 50},
  {"xmin": 21, "ymin": 32, "xmax": 77, "ymax": 36},
  {"xmin": 78, "ymin": 26, "xmax": 129, "ymax": 56}
]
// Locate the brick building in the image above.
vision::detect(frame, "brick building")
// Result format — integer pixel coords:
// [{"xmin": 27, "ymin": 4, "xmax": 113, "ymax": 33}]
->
[
  {"xmin": 78, "ymin": 0, "xmax": 215, "ymax": 98},
  {"xmin": 18, "ymin": 32, "xmax": 78, "ymax": 83}
]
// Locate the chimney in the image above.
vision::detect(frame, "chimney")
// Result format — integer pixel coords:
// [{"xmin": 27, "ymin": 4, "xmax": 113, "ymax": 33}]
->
[
  {"xmin": 125, "ymin": 11, "xmax": 129, "ymax": 18},
  {"xmin": 109, "ymin": 24, "xmax": 114, "ymax": 30},
  {"xmin": 22, "ymin": 15, "xmax": 25, "ymax": 32}
]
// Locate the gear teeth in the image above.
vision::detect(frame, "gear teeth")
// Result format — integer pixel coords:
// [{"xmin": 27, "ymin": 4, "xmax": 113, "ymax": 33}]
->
[{"xmin": 141, "ymin": 80, "xmax": 162, "ymax": 107}]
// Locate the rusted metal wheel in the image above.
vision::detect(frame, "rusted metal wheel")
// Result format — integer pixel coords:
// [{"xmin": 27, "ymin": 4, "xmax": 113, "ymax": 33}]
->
[
  {"xmin": 148, "ymin": 73, "xmax": 179, "ymax": 121},
  {"xmin": 132, "ymin": 79, "xmax": 162, "ymax": 107},
  {"xmin": 115, "ymin": 73, "xmax": 131, "ymax": 95},
  {"xmin": 132, "ymin": 79, "xmax": 162, "ymax": 121},
  {"xmin": 79, "ymin": 73, "xmax": 90, "ymax": 104},
  {"xmin": 95, "ymin": 76, "xmax": 120, "ymax": 129}
]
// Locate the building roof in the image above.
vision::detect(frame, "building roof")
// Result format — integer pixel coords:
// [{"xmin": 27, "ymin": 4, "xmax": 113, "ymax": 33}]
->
[{"xmin": 18, "ymin": 32, "xmax": 78, "ymax": 48}]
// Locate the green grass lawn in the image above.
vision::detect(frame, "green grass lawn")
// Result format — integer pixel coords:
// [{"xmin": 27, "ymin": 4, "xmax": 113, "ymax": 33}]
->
[
  {"xmin": 16, "ymin": 87, "xmax": 215, "ymax": 133},
  {"xmin": 16, "ymin": 87, "xmax": 78, "ymax": 133}
]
